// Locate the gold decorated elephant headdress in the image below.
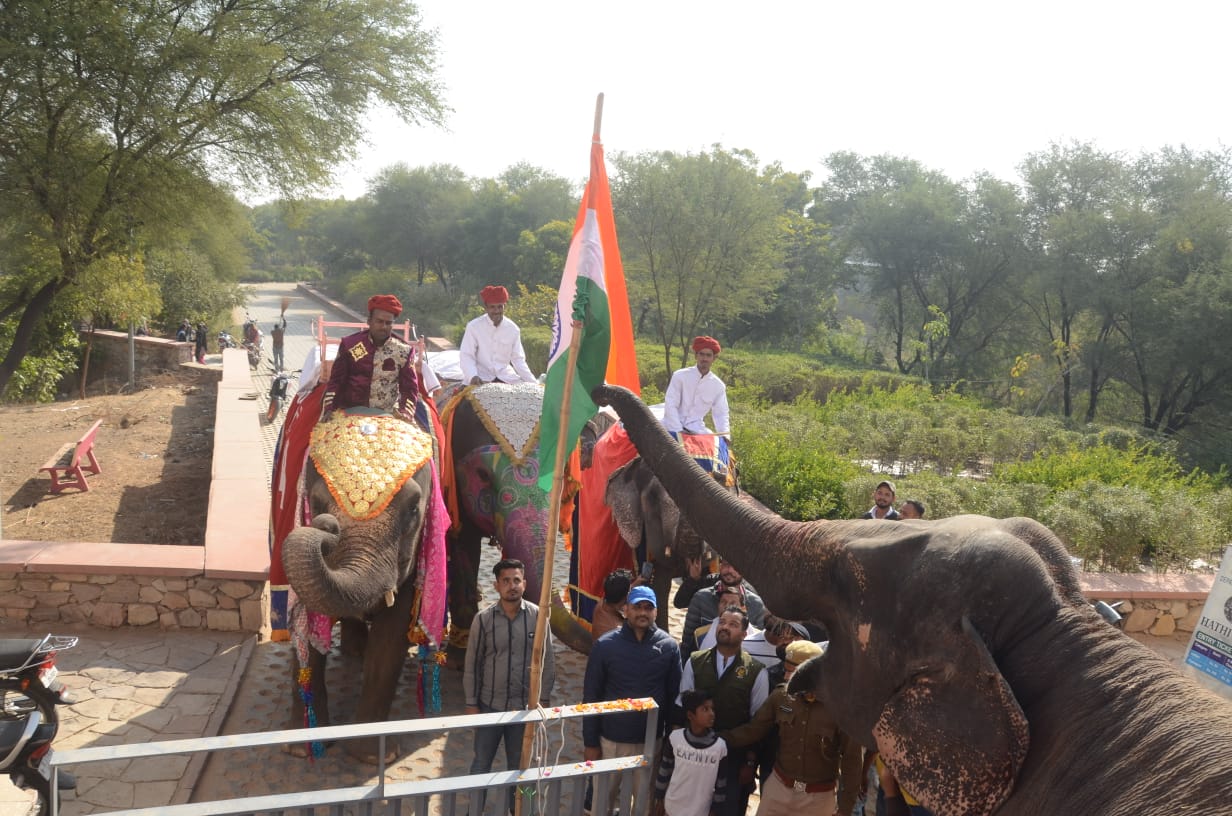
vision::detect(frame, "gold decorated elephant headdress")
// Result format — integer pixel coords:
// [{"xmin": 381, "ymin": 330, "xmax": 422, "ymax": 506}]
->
[{"xmin": 309, "ymin": 412, "xmax": 435, "ymax": 520}]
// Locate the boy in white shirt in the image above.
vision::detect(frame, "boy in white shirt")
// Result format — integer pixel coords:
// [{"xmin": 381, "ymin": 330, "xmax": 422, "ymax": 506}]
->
[{"xmin": 654, "ymin": 689, "xmax": 728, "ymax": 816}]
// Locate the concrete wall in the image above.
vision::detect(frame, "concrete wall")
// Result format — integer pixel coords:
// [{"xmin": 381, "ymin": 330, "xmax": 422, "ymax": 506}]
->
[
  {"xmin": 80, "ymin": 329, "xmax": 194, "ymax": 384},
  {"xmin": 1, "ymin": 348, "xmax": 268, "ymax": 634}
]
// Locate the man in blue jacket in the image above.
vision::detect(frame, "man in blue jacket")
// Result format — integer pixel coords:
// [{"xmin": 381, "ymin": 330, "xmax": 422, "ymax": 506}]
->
[{"xmin": 583, "ymin": 585, "xmax": 682, "ymax": 814}]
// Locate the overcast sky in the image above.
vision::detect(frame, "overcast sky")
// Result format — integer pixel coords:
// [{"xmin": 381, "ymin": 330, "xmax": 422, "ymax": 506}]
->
[{"xmin": 320, "ymin": 0, "xmax": 1231, "ymax": 200}]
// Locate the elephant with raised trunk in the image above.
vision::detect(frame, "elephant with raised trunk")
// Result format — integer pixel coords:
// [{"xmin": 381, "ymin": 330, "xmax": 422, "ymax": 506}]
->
[
  {"xmin": 593, "ymin": 384, "xmax": 1232, "ymax": 816},
  {"xmin": 280, "ymin": 411, "xmax": 444, "ymax": 763}
]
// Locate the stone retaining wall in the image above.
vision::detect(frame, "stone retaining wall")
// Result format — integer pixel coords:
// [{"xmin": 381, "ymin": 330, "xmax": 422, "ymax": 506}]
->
[
  {"xmin": 0, "ymin": 571, "xmax": 265, "ymax": 632},
  {"xmin": 1120, "ymin": 598, "xmax": 1204, "ymax": 637}
]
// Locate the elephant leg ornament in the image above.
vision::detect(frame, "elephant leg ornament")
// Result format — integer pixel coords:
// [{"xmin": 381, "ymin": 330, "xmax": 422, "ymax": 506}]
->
[{"xmin": 285, "ymin": 645, "xmax": 330, "ymax": 757}]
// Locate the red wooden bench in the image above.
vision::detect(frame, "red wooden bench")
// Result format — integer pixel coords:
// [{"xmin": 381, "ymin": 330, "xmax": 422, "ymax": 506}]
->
[{"xmin": 40, "ymin": 419, "xmax": 103, "ymax": 494}]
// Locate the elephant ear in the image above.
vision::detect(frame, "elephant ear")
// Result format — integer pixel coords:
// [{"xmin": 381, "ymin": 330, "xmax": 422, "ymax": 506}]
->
[
  {"xmin": 606, "ymin": 460, "xmax": 645, "ymax": 549},
  {"xmin": 874, "ymin": 616, "xmax": 1029, "ymax": 816}
]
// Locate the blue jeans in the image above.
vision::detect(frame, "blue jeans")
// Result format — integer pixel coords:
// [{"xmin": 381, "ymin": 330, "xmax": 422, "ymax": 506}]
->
[{"xmin": 470, "ymin": 704, "xmax": 525, "ymax": 815}]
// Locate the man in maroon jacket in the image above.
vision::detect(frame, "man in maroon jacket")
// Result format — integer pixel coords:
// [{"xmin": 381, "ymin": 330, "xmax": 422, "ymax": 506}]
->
[{"xmin": 322, "ymin": 294, "xmax": 420, "ymax": 422}]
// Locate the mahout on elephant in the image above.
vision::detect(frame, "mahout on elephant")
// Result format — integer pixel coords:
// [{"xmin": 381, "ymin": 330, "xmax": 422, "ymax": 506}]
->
[
  {"xmin": 594, "ymin": 384, "xmax": 1232, "ymax": 816},
  {"xmin": 278, "ymin": 408, "xmax": 448, "ymax": 764},
  {"xmin": 438, "ymin": 382, "xmax": 591, "ymax": 656}
]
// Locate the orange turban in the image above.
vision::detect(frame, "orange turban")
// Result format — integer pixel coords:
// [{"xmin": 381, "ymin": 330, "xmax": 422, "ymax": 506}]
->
[
  {"xmin": 480, "ymin": 285, "xmax": 509, "ymax": 305},
  {"xmin": 692, "ymin": 336, "xmax": 721, "ymax": 355},
  {"xmin": 367, "ymin": 294, "xmax": 402, "ymax": 317}
]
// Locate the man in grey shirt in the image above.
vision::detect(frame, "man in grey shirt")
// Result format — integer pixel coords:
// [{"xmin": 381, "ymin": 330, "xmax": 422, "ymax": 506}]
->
[{"xmin": 463, "ymin": 558, "xmax": 554, "ymax": 814}]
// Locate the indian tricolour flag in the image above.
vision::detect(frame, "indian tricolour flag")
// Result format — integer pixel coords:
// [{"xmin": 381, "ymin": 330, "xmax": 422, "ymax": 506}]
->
[{"xmin": 537, "ymin": 135, "xmax": 640, "ymax": 492}]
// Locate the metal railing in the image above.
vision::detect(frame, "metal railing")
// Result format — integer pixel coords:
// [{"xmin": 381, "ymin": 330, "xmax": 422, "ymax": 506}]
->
[{"xmin": 49, "ymin": 699, "xmax": 660, "ymax": 816}]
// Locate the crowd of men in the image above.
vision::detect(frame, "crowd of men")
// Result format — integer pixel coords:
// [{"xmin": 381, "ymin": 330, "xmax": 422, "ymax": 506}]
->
[{"xmin": 272, "ymin": 286, "xmax": 931, "ymax": 816}]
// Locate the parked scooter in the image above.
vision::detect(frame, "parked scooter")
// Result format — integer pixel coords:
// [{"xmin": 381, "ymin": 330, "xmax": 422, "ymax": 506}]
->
[
  {"xmin": 0, "ymin": 634, "xmax": 79, "ymax": 815},
  {"xmin": 217, "ymin": 329, "xmax": 238, "ymax": 351},
  {"xmin": 265, "ymin": 367, "xmax": 299, "ymax": 422}
]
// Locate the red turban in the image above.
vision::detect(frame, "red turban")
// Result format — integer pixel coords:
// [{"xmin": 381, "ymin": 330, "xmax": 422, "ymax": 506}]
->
[
  {"xmin": 480, "ymin": 285, "xmax": 509, "ymax": 305},
  {"xmin": 367, "ymin": 294, "xmax": 402, "ymax": 317},
  {"xmin": 692, "ymin": 336, "xmax": 721, "ymax": 355}
]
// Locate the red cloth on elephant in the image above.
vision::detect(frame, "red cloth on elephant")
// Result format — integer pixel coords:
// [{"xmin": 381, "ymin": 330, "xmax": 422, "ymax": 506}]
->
[
  {"xmin": 269, "ymin": 382, "xmax": 326, "ymax": 642},
  {"xmin": 573, "ymin": 423, "xmax": 638, "ymax": 618}
]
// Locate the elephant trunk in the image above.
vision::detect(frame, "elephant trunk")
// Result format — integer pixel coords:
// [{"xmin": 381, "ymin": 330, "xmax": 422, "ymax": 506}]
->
[
  {"xmin": 282, "ymin": 516, "xmax": 399, "ymax": 619},
  {"xmin": 593, "ymin": 385, "xmax": 836, "ymax": 621}
]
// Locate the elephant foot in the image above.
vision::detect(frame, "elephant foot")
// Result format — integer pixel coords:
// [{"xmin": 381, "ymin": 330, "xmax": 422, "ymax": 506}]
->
[
  {"xmin": 345, "ymin": 736, "xmax": 400, "ymax": 765},
  {"xmin": 282, "ymin": 742, "xmax": 311, "ymax": 758}
]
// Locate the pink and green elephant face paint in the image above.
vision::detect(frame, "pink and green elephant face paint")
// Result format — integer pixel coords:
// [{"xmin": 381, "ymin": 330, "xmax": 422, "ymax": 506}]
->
[{"xmin": 455, "ymin": 445, "xmax": 549, "ymax": 592}]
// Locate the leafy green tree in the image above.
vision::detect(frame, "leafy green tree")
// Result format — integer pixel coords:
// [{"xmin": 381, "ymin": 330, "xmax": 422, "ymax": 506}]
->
[
  {"xmin": 1019, "ymin": 143, "xmax": 1131, "ymax": 419},
  {"xmin": 454, "ymin": 165, "xmax": 577, "ymax": 293},
  {"xmin": 612, "ymin": 146, "xmax": 784, "ymax": 374},
  {"xmin": 813, "ymin": 154, "xmax": 1025, "ymax": 383},
  {"xmin": 0, "ymin": 0, "xmax": 445, "ymax": 397},
  {"xmin": 364, "ymin": 163, "xmax": 472, "ymax": 289},
  {"xmin": 513, "ymin": 220, "xmax": 574, "ymax": 289},
  {"xmin": 1109, "ymin": 148, "xmax": 1232, "ymax": 434}
]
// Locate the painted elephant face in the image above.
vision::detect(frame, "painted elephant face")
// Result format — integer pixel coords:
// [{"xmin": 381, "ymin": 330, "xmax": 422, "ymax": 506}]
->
[
  {"xmin": 454, "ymin": 445, "xmax": 549, "ymax": 597},
  {"xmin": 281, "ymin": 414, "xmax": 434, "ymax": 619}
]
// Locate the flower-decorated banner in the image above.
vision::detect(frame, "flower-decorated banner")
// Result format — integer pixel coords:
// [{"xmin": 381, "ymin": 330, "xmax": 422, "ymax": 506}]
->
[{"xmin": 310, "ymin": 411, "xmax": 435, "ymax": 519}]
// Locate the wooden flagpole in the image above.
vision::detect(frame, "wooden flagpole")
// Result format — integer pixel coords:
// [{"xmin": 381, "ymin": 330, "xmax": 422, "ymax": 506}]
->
[{"xmin": 515, "ymin": 93, "xmax": 604, "ymax": 816}]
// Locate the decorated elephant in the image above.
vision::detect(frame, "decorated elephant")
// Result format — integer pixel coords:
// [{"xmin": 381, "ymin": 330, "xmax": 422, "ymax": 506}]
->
[
  {"xmin": 582, "ymin": 415, "xmax": 741, "ymax": 629},
  {"xmin": 594, "ymin": 384, "xmax": 1232, "ymax": 816},
  {"xmin": 278, "ymin": 409, "xmax": 448, "ymax": 763},
  {"xmin": 439, "ymin": 382, "xmax": 591, "ymax": 654}
]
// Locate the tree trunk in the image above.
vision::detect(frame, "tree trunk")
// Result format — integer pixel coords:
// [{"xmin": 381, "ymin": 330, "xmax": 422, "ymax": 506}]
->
[
  {"xmin": 79, "ymin": 330, "xmax": 95, "ymax": 399},
  {"xmin": 0, "ymin": 279, "xmax": 63, "ymax": 398}
]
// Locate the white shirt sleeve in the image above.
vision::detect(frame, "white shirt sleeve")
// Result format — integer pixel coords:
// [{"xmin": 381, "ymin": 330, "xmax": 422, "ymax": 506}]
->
[
  {"xmin": 748, "ymin": 669, "xmax": 769, "ymax": 718},
  {"xmin": 420, "ymin": 358, "xmax": 441, "ymax": 393},
  {"xmin": 662, "ymin": 369, "xmax": 685, "ymax": 432},
  {"xmin": 676, "ymin": 658, "xmax": 695, "ymax": 706},
  {"xmin": 509, "ymin": 325, "xmax": 537, "ymax": 383},
  {"xmin": 711, "ymin": 383, "xmax": 730, "ymax": 434},
  {"xmin": 459, "ymin": 321, "xmax": 479, "ymax": 383}
]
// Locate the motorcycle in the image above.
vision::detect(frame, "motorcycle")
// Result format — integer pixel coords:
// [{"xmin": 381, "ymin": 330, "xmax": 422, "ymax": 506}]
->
[
  {"xmin": 217, "ymin": 330, "xmax": 238, "ymax": 351},
  {"xmin": 265, "ymin": 367, "xmax": 299, "ymax": 422},
  {"xmin": 0, "ymin": 634, "xmax": 79, "ymax": 815},
  {"xmin": 242, "ymin": 318, "xmax": 263, "ymax": 369}
]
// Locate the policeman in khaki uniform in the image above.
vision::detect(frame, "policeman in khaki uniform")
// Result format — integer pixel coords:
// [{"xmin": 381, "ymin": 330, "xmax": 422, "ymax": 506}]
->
[{"xmin": 720, "ymin": 640, "xmax": 863, "ymax": 816}]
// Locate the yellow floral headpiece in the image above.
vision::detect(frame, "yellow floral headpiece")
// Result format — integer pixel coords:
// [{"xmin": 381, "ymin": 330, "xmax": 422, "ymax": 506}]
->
[{"xmin": 310, "ymin": 412, "xmax": 434, "ymax": 519}]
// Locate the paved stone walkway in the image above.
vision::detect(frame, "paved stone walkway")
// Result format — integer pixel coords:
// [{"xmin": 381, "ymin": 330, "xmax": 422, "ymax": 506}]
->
[{"xmin": 0, "ymin": 627, "xmax": 250, "ymax": 815}]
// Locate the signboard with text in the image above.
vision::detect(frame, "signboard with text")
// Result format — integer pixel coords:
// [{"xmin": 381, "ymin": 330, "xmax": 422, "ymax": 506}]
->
[{"xmin": 1183, "ymin": 545, "xmax": 1232, "ymax": 700}]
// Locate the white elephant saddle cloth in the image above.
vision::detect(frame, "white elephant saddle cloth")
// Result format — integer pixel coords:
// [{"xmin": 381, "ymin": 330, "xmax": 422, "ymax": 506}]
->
[
  {"xmin": 310, "ymin": 410, "xmax": 434, "ymax": 520},
  {"xmin": 455, "ymin": 382, "xmax": 543, "ymax": 465}
]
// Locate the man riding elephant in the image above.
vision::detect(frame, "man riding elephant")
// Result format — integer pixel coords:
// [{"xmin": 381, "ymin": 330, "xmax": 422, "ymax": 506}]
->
[{"xmin": 323, "ymin": 293, "xmax": 436, "ymax": 427}]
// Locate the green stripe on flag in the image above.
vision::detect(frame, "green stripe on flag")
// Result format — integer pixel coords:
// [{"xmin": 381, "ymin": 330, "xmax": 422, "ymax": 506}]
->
[{"xmin": 537, "ymin": 277, "xmax": 611, "ymax": 492}]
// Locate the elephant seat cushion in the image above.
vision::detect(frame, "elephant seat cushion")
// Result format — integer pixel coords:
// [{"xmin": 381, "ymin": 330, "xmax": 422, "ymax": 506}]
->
[
  {"xmin": 442, "ymin": 382, "xmax": 543, "ymax": 465},
  {"xmin": 310, "ymin": 410, "xmax": 436, "ymax": 519}
]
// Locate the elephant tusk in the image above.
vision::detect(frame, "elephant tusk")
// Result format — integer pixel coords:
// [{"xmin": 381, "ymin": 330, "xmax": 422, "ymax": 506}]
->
[{"xmin": 384, "ymin": 589, "xmax": 396, "ymax": 607}]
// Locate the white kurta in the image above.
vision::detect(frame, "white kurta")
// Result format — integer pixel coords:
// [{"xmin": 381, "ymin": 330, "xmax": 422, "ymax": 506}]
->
[
  {"xmin": 458, "ymin": 315, "xmax": 537, "ymax": 384},
  {"xmin": 662, "ymin": 366, "xmax": 729, "ymax": 434}
]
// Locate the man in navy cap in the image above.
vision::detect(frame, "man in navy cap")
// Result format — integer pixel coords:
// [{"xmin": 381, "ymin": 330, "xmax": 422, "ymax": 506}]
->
[{"xmin": 583, "ymin": 585, "xmax": 682, "ymax": 814}]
